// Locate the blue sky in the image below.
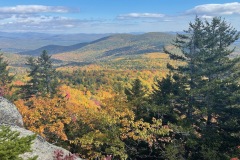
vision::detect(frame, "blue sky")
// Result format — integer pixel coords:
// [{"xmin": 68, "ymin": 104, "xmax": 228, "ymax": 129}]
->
[{"xmin": 0, "ymin": 0, "xmax": 239, "ymax": 33}]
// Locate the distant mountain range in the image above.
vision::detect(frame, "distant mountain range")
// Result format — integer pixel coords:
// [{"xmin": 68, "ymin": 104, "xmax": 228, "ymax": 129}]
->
[
  {"xmin": 18, "ymin": 32, "xmax": 175, "ymax": 62},
  {"xmin": 3, "ymin": 31, "xmax": 239, "ymax": 69},
  {"xmin": 0, "ymin": 32, "xmax": 111, "ymax": 52}
]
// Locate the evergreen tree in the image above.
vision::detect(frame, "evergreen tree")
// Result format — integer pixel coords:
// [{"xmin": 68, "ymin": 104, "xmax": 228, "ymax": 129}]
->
[
  {"xmin": 21, "ymin": 50, "xmax": 59, "ymax": 99},
  {"xmin": 197, "ymin": 17, "xmax": 239, "ymax": 125},
  {"xmin": 125, "ymin": 78, "xmax": 145, "ymax": 101},
  {"xmin": 195, "ymin": 17, "xmax": 240, "ymax": 159},
  {"xmin": 125, "ymin": 78, "xmax": 149, "ymax": 120},
  {"xmin": 163, "ymin": 17, "xmax": 240, "ymax": 159},
  {"xmin": 151, "ymin": 74, "xmax": 184, "ymax": 124},
  {"xmin": 0, "ymin": 54, "xmax": 14, "ymax": 97},
  {"xmin": 164, "ymin": 16, "xmax": 205, "ymax": 120},
  {"xmin": 0, "ymin": 125, "xmax": 37, "ymax": 160}
]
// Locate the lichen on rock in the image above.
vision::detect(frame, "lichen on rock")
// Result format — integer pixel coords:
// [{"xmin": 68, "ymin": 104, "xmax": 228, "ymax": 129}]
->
[{"xmin": 0, "ymin": 96, "xmax": 24, "ymax": 127}]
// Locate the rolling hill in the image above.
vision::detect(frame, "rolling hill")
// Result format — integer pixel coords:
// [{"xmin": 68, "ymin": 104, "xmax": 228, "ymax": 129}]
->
[
  {"xmin": 48, "ymin": 32, "xmax": 176, "ymax": 62},
  {"xmin": 18, "ymin": 32, "xmax": 175, "ymax": 58},
  {"xmin": 17, "ymin": 43, "xmax": 89, "ymax": 56}
]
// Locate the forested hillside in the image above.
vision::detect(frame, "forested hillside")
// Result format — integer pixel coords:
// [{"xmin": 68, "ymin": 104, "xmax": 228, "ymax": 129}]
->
[
  {"xmin": 1, "ymin": 17, "xmax": 240, "ymax": 160},
  {"xmin": 53, "ymin": 32, "xmax": 175, "ymax": 62}
]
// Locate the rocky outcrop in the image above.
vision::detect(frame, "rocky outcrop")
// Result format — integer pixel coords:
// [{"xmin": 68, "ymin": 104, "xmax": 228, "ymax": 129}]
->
[
  {"xmin": 0, "ymin": 97, "xmax": 82, "ymax": 160},
  {"xmin": 0, "ymin": 97, "xmax": 23, "ymax": 127},
  {"xmin": 10, "ymin": 126, "xmax": 80, "ymax": 160}
]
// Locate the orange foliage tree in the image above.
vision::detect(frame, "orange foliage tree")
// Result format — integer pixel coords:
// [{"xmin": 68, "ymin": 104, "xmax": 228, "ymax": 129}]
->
[{"xmin": 15, "ymin": 95, "xmax": 71, "ymax": 142}]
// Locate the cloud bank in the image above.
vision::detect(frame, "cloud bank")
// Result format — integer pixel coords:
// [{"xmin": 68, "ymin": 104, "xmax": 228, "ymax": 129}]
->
[
  {"xmin": 0, "ymin": 5, "xmax": 83, "ymax": 33},
  {"xmin": 0, "ymin": 5, "xmax": 74, "ymax": 14},
  {"xmin": 186, "ymin": 2, "xmax": 240, "ymax": 16}
]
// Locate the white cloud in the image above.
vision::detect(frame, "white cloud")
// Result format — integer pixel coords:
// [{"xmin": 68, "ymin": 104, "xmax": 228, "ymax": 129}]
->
[
  {"xmin": 186, "ymin": 2, "xmax": 240, "ymax": 16},
  {"xmin": 0, "ymin": 5, "xmax": 74, "ymax": 14},
  {"xmin": 0, "ymin": 13, "xmax": 97, "ymax": 33},
  {"xmin": 0, "ymin": 5, "xmax": 81, "ymax": 32},
  {"xmin": 117, "ymin": 13, "xmax": 165, "ymax": 19}
]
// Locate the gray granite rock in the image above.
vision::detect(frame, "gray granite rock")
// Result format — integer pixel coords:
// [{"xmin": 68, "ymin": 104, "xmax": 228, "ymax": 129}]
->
[{"xmin": 0, "ymin": 96, "xmax": 24, "ymax": 127}]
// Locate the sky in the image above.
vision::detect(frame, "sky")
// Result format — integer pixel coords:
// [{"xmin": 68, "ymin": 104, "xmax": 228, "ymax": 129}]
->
[{"xmin": 0, "ymin": 0, "xmax": 240, "ymax": 34}]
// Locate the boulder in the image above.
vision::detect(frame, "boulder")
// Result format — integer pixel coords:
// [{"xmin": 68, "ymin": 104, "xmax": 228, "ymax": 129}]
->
[{"xmin": 0, "ymin": 96, "xmax": 23, "ymax": 127}]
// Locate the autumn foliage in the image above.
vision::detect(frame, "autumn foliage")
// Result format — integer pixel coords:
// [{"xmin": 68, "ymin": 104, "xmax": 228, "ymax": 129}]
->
[
  {"xmin": 15, "ymin": 95, "xmax": 71, "ymax": 141},
  {"xmin": 9, "ymin": 17, "xmax": 240, "ymax": 159}
]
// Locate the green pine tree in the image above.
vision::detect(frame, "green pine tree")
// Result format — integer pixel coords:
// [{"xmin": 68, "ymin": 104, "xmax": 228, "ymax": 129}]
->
[
  {"xmin": 125, "ymin": 78, "xmax": 146, "ymax": 101},
  {"xmin": 164, "ymin": 16, "xmax": 205, "ymax": 120},
  {"xmin": 124, "ymin": 78, "xmax": 149, "ymax": 120},
  {"xmin": 21, "ymin": 50, "xmax": 59, "ymax": 99},
  {"xmin": 195, "ymin": 17, "xmax": 240, "ymax": 160},
  {"xmin": 151, "ymin": 74, "xmax": 184, "ymax": 124},
  {"xmin": 163, "ymin": 17, "xmax": 240, "ymax": 159},
  {"xmin": 0, "ymin": 125, "xmax": 37, "ymax": 160}
]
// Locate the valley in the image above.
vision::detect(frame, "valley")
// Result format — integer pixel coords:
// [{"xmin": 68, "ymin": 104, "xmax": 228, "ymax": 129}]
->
[{"xmin": 2, "ymin": 32, "xmax": 176, "ymax": 70}]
